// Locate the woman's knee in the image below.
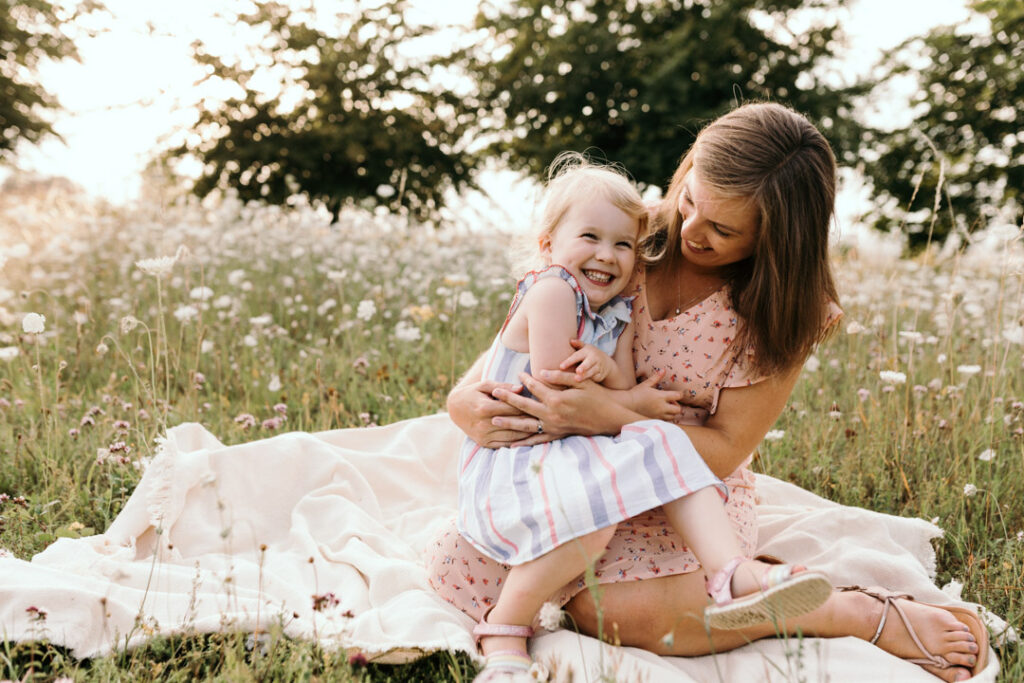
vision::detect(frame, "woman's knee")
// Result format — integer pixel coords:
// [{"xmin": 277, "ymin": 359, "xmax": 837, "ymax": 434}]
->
[{"xmin": 577, "ymin": 524, "xmax": 618, "ymax": 560}]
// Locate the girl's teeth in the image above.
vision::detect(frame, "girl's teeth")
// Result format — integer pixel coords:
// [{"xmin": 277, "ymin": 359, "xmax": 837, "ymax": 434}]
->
[{"xmin": 585, "ymin": 270, "xmax": 611, "ymax": 283}]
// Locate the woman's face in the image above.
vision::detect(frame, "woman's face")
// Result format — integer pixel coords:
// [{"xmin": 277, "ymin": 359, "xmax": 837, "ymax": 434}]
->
[{"xmin": 676, "ymin": 171, "xmax": 759, "ymax": 269}]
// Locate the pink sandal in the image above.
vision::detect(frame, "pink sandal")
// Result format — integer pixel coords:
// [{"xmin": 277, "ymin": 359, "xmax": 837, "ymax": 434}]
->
[
  {"xmin": 704, "ymin": 555, "xmax": 832, "ymax": 630},
  {"xmin": 471, "ymin": 607, "xmax": 544, "ymax": 683}
]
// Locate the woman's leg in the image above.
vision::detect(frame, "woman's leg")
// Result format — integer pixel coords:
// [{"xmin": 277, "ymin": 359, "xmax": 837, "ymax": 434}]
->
[
  {"xmin": 480, "ymin": 525, "xmax": 618, "ymax": 656},
  {"xmin": 564, "ymin": 573, "xmax": 980, "ymax": 682}
]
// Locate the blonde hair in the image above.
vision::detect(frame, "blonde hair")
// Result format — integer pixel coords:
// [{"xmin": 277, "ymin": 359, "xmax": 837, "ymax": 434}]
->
[
  {"xmin": 514, "ymin": 152, "xmax": 648, "ymax": 269},
  {"xmin": 642, "ymin": 102, "xmax": 840, "ymax": 376}
]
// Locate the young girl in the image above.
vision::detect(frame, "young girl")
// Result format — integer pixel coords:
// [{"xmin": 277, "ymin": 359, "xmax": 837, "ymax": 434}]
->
[{"xmin": 458, "ymin": 154, "xmax": 831, "ymax": 682}]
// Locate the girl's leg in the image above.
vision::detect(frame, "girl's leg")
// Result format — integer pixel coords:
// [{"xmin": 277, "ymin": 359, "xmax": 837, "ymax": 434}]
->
[
  {"xmin": 565, "ymin": 573, "xmax": 979, "ymax": 683},
  {"xmin": 662, "ymin": 487, "xmax": 804, "ymax": 599},
  {"xmin": 480, "ymin": 525, "xmax": 618, "ymax": 657}
]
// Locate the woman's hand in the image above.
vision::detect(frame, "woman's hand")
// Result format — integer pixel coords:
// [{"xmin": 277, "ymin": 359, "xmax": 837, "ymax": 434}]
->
[
  {"xmin": 447, "ymin": 378, "xmax": 533, "ymax": 448},
  {"xmin": 491, "ymin": 370, "xmax": 634, "ymax": 446}
]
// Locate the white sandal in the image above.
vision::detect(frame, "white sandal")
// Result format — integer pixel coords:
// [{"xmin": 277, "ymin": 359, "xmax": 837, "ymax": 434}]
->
[
  {"xmin": 704, "ymin": 555, "xmax": 832, "ymax": 630},
  {"xmin": 471, "ymin": 607, "xmax": 547, "ymax": 682}
]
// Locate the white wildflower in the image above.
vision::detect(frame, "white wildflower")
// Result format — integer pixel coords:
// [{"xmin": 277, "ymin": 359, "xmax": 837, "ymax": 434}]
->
[
  {"xmin": 978, "ymin": 449, "xmax": 996, "ymax": 462},
  {"xmin": 135, "ymin": 255, "xmax": 176, "ymax": 277},
  {"xmin": 458, "ymin": 290, "xmax": 479, "ymax": 308},
  {"xmin": 201, "ymin": 340, "xmax": 215, "ymax": 353},
  {"xmin": 119, "ymin": 316, "xmax": 140, "ymax": 334},
  {"xmin": 957, "ymin": 364, "xmax": 982, "ymax": 377},
  {"xmin": 1002, "ymin": 326, "xmax": 1024, "ymax": 345},
  {"xmin": 898, "ymin": 331, "xmax": 924, "ymax": 343},
  {"xmin": 72, "ymin": 311, "xmax": 88, "ymax": 325},
  {"xmin": 763, "ymin": 430, "xmax": 785, "ymax": 442},
  {"xmin": 394, "ymin": 320, "xmax": 422, "ymax": 342},
  {"xmin": 940, "ymin": 579, "xmax": 964, "ymax": 601},
  {"xmin": 267, "ymin": 374, "xmax": 282, "ymax": 392},
  {"xmin": 95, "ymin": 342, "xmax": 109, "ymax": 356},
  {"xmin": 243, "ymin": 334, "xmax": 258, "ymax": 347},
  {"xmin": 228, "ymin": 269, "xmax": 247, "ymax": 286},
  {"xmin": 936, "ymin": 353, "xmax": 948, "ymax": 364},
  {"xmin": 845, "ymin": 321, "xmax": 865, "ymax": 335},
  {"xmin": 316, "ymin": 298, "xmax": 337, "ymax": 316},
  {"xmin": 249, "ymin": 314, "xmax": 273, "ymax": 326},
  {"xmin": 22, "ymin": 312, "xmax": 45, "ymax": 334},
  {"xmin": 0, "ymin": 346, "xmax": 19, "ymax": 361},
  {"xmin": 537, "ymin": 602, "xmax": 564, "ymax": 631},
  {"xmin": 190, "ymin": 286, "xmax": 214, "ymax": 301},
  {"xmin": 879, "ymin": 370, "xmax": 907, "ymax": 385},
  {"xmin": 963, "ymin": 483, "xmax": 978, "ymax": 497},
  {"xmin": 357, "ymin": 300, "xmax": 376, "ymax": 321},
  {"xmin": 173, "ymin": 305, "xmax": 199, "ymax": 322},
  {"xmin": 803, "ymin": 355, "xmax": 820, "ymax": 372},
  {"xmin": 213, "ymin": 295, "xmax": 233, "ymax": 309},
  {"xmin": 376, "ymin": 184, "xmax": 396, "ymax": 198},
  {"xmin": 443, "ymin": 273, "xmax": 470, "ymax": 286}
]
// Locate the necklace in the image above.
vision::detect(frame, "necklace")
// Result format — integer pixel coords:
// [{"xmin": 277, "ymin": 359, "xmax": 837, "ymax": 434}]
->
[{"xmin": 673, "ymin": 274, "xmax": 723, "ymax": 316}]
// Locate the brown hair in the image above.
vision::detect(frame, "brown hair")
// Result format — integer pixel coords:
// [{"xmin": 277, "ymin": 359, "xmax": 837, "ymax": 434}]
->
[{"xmin": 642, "ymin": 102, "xmax": 840, "ymax": 376}]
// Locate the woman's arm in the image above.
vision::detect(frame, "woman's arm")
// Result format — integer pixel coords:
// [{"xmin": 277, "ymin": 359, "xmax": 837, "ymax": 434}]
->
[
  {"xmin": 495, "ymin": 363, "xmax": 802, "ymax": 477},
  {"xmin": 446, "ymin": 353, "xmax": 533, "ymax": 447}
]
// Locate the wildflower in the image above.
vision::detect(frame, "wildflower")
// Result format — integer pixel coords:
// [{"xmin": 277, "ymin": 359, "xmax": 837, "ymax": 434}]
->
[
  {"xmin": 537, "ymin": 602, "xmax": 564, "ymax": 630},
  {"xmin": 957, "ymin": 365, "xmax": 982, "ymax": 377},
  {"xmin": 443, "ymin": 273, "xmax": 470, "ymax": 286},
  {"xmin": 763, "ymin": 430, "xmax": 785, "ymax": 442},
  {"xmin": 173, "ymin": 305, "xmax": 199, "ymax": 322},
  {"xmin": 119, "ymin": 316, "xmax": 140, "ymax": 334},
  {"xmin": 249, "ymin": 313, "xmax": 273, "ymax": 326},
  {"xmin": 312, "ymin": 592, "xmax": 340, "ymax": 611},
  {"xmin": 267, "ymin": 374, "xmax": 282, "ymax": 392},
  {"xmin": 898, "ymin": 331, "xmax": 924, "ymax": 343},
  {"xmin": 963, "ymin": 483, "xmax": 978, "ymax": 497},
  {"xmin": 113, "ymin": 420, "xmax": 130, "ymax": 431},
  {"xmin": 201, "ymin": 340, "xmax": 214, "ymax": 353},
  {"xmin": 25, "ymin": 606, "xmax": 47, "ymax": 622},
  {"xmin": 458, "ymin": 290, "xmax": 479, "ymax": 308},
  {"xmin": 348, "ymin": 652, "xmax": 369, "ymax": 667},
  {"xmin": 243, "ymin": 334, "xmax": 258, "ymax": 347},
  {"xmin": 316, "ymin": 298, "xmax": 337, "ymax": 316},
  {"xmin": 193, "ymin": 372, "xmax": 206, "ymax": 386},
  {"xmin": 22, "ymin": 312, "xmax": 45, "ymax": 334},
  {"xmin": 262, "ymin": 416, "xmax": 284, "ymax": 430},
  {"xmin": 927, "ymin": 378, "xmax": 943, "ymax": 392},
  {"xmin": 941, "ymin": 579, "xmax": 964, "ymax": 601},
  {"xmin": 273, "ymin": 403, "xmax": 287, "ymax": 415},
  {"xmin": 978, "ymin": 449, "xmax": 995, "ymax": 462},
  {"xmin": 857, "ymin": 388, "xmax": 870, "ymax": 402},
  {"xmin": 912, "ymin": 385, "xmax": 927, "ymax": 394},
  {"xmin": 405, "ymin": 304, "xmax": 435, "ymax": 322},
  {"xmin": 356, "ymin": 300, "xmax": 376, "ymax": 321},
  {"xmin": 0, "ymin": 347, "xmax": 18, "ymax": 361},
  {"xmin": 352, "ymin": 355, "xmax": 369, "ymax": 369},
  {"xmin": 80, "ymin": 415, "xmax": 95, "ymax": 427},
  {"xmin": 1017, "ymin": 531, "xmax": 1023, "ymax": 542},
  {"xmin": 803, "ymin": 355, "xmax": 820, "ymax": 372},
  {"xmin": 68, "ymin": 428, "xmax": 79, "ymax": 438},
  {"xmin": 190, "ymin": 286, "xmax": 214, "ymax": 301},
  {"xmin": 234, "ymin": 413, "xmax": 257, "ymax": 429},
  {"xmin": 228, "ymin": 269, "xmax": 246, "ymax": 286},
  {"xmin": 96, "ymin": 342, "xmax": 109, "ymax": 356},
  {"xmin": 879, "ymin": 371, "xmax": 907, "ymax": 385},
  {"xmin": 845, "ymin": 321, "xmax": 865, "ymax": 334},
  {"xmin": 394, "ymin": 320, "xmax": 422, "ymax": 342},
  {"xmin": 135, "ymin": 255, "xmax": 176, "ymax": 277},
  {"xmin": 137, "ymin": 409, "xmax": 150, "ymax": 421},
  {"xmin": 937, "ymin": 353, "xmax": 948, "ymax": 364},
  {"xmin": 660, "ymin": 631, "xmax": 675, "ymax": 648}
]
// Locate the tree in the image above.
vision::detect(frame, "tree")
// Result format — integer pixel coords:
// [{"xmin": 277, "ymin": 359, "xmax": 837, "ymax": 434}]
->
[
  {"xmin": 464, "ymin": 0, "xmax": 862, "ymax": 189},
  {"xmin": 0, "ymin": 0, "xmax": 101, "ymax": 163},
  {"xmin": 858, "ymin": 0, "xmax": 1023, "ymax": 248},
  {"xmin": 174, "ymin": 1, "xmax": 477, "ymax": 222}
]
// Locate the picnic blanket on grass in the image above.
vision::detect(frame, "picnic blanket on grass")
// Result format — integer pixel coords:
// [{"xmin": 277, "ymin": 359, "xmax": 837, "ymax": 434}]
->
[{"xmin": 0, "ymin": 414, "xmax": 1005, "ymax": 681}]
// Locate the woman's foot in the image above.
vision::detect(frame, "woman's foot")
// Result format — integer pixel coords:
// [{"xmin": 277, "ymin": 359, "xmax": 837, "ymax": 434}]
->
[
  {"xmin": 704, "ymin": 556, "xmax": 832, "ymax": 629},
  {"xmin": 843, "ymin": 587, "xmax": 983, "ymax": 682}
]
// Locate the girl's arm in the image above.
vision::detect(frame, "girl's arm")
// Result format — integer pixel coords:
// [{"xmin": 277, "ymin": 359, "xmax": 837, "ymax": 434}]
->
[
  {"xmin": 557, "ymin": 320, "xmax": 636, "ymax": 390},
  {"xmin": 493, "ymin": 362, "xmax": 803, "ymax": 477},
  {"xmin": 604, "ymin": 319, "xmax": 638, "ymax": 389}
]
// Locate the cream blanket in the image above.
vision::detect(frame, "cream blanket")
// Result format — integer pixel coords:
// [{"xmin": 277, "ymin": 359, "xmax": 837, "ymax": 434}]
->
[{"xmin": 0, "ymin": 414, "xmax": 1003, "ymax": 681}]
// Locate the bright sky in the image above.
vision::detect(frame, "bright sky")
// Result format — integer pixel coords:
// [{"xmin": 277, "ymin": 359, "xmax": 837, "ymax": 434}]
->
[{"xmin": 4, "ymin": 0, "xmax": 974, "ymax": 228}]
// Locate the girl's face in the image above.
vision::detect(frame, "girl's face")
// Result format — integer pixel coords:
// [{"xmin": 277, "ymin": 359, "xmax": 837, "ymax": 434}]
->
[
  {"xmin": 540, "ymin": 197, "xmax": 638, "ymax": 308},
  {"xmin": 676, "ymin": 171, "xmax": 759, "ymax": 270}
]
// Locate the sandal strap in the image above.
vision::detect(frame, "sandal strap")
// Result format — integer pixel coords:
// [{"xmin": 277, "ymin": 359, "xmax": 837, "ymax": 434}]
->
[
  {"xmin": 705, "ymin": 556, "xmax": 746, "ymax": 605},
  {"xmin": 473, "ymin": 607, "xmax": 535, "ymax": 645},
  {"xmin": 835, "ymin": 585, "xmax": 949, "ymax": 668},
  {"xmin": 760, "ymin": 563, "xmax": 798, "ymax": 591}
]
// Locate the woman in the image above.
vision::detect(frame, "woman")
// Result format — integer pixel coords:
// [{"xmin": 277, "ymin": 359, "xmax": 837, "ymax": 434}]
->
[{"xmin": 429, "ymin": 102, "xmax": 987, "ymax": 683}]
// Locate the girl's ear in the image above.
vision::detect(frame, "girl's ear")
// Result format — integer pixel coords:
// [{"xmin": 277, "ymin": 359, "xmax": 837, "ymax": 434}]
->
[{"xmin": 538, "ymin": 234, "xmax": 552, "ymax": 256}]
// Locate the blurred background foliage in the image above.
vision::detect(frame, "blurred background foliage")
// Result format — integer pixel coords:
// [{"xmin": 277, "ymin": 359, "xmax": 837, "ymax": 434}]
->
[{"xmin": 2, "ymin": 0, "xmax": 1021, "ymax": 244}]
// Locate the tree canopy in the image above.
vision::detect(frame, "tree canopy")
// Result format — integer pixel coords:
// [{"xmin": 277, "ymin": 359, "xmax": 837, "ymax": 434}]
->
[
  {"xmin": 858, "ymin": 0, "xmax": 1023, "ymax": 247},
  {"xmin": 463, "ymin": 0, "xmax": 863, "ymax": 190},
  {"xmin": 175, "ymin": 0, "xmax": 477, "ymax": 222},
  {"xmin": 0, "ymin": 0, "xmax": 101, "ymax": 163}
]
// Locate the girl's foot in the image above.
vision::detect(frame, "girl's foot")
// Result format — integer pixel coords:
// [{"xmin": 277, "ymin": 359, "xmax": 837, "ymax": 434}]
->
[
  {"xmin": 472, "ymin": 607, "xmax": 538, "ymax": 682},
  {"xmin": 705, "ymin": 556, "xmax": 832, "ymax": 629},
  {"xmin": 841, "ymin": 587, "xmax": 984, "ymax": 682}
]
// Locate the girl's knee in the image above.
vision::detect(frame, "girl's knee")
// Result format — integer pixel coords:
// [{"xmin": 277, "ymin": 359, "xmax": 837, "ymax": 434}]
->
[{"xmin": 578, "ymin": 524, "xmax": 618, "ymax": 557}]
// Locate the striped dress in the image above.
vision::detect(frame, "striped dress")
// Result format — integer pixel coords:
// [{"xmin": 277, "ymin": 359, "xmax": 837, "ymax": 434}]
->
[{"xmin": 457, "ymin": 266, "xmax": 726, "ymax": 566}]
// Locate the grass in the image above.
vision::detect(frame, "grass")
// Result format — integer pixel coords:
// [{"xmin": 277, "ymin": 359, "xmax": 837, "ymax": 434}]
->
[{"xmin": 0, "ymin": 187, "xmax": 1021, "ymax": 680}]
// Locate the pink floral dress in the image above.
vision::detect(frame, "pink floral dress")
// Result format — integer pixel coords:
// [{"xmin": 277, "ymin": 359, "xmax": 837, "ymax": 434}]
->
[{"xmin": 427, "ymin": 266, "xmax": 838, "ymax": 621}]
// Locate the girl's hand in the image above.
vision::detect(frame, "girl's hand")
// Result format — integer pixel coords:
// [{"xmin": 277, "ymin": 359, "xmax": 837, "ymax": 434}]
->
[
  {"xmin": 447, "ymin": 378, "xmax": 533, "ymax": 448},
  {"xmin": 559, "ymin": 342, "xmax": 616, "ymax": 383},
  {"xmin": 627, "ymin": 371, "xmax": 684, "ymax": 421}
]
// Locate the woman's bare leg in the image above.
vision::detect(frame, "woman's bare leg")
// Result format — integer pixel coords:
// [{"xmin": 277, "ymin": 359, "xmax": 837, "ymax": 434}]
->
[{"xmin": 564, "ymin": 572, "xmax": 980, "ymax": 682}]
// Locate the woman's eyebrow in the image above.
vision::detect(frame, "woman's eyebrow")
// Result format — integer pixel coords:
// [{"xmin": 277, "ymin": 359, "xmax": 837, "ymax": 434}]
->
[{"xmin": 684, "ymin": 179, "xmax": 739, "ymax": 234}]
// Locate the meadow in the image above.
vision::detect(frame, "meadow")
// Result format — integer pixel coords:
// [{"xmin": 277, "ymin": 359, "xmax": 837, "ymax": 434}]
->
[{"xmin": 0, "ymin": 185, "xmax": 1021, "ymax": 681}]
